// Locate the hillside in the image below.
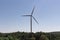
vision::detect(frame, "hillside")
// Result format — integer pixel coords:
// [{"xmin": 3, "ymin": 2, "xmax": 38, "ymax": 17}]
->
[{"xmin": 0, "ymin": 31, "xmax": 60, "ymax": 40}]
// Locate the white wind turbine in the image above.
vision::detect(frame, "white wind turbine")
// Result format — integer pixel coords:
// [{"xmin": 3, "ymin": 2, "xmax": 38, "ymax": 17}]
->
[{"xmin": 22, "ymin": 6, "xmax": 39, "ymax": 33}]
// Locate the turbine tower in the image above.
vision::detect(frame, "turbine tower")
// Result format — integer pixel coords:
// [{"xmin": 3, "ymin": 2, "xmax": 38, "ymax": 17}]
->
[{"xmin": 22, "ymin": 6, "xmax": 38, "ymax": 33}]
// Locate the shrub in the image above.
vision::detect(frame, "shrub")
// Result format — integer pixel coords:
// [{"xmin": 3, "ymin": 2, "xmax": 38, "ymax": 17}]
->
[{"xmin": 39, "ymin": 34, "xmax": 49, "ymax": 40}]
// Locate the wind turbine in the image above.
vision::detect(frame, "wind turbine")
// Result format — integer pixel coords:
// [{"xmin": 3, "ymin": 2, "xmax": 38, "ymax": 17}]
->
[{"xmin": 22, "ymin": 6, "xmax": 38, "ymax": 33}]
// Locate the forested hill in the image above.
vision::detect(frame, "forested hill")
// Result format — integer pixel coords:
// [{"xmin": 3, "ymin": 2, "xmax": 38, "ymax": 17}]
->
[
  {"xmin": 0, "ymin": 31, "xmax": 60, "ymax": 40},
  {"xmin": 51, "ymin": 31, "xmax": 60, "ymax": 34}
]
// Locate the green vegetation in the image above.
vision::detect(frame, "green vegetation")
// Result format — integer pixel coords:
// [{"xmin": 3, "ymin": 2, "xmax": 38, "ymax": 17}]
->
[{"xmin": 0, "ymin": 31, "xmax": 60, "ymax": 40}]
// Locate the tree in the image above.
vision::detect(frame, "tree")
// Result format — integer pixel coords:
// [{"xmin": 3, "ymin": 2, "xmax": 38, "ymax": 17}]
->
[{"xmin": 39, "ymin": 33, "xmax": 49, "ymax": 40}]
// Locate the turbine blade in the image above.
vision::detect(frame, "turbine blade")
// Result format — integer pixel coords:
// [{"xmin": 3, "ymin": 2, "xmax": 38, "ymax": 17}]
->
[
  {"xmin": 32, "ymin": 16, "xmax": 39, "ymax": 24},
  {"xmin": 31, "ymin": 6, "xmax": 35, "ymax": 15},
  {"xmin": 22, "ymin": 15, "xmax": 31, "ymax": 16}
]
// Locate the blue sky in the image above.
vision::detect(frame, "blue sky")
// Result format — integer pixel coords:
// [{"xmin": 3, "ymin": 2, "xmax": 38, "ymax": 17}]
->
[{"xmin": 0, "ymin": 0, "xmax": 60, "ymax": 33}]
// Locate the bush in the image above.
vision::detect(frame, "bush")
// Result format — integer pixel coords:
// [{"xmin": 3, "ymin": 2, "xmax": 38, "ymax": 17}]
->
[
  {"xmin": 39, "ymin": 34, "xmax": 49, "ymax": 40},
  {"xmin": 26, "ymin": 37, "xmax": 35, "ymax": 40}
]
